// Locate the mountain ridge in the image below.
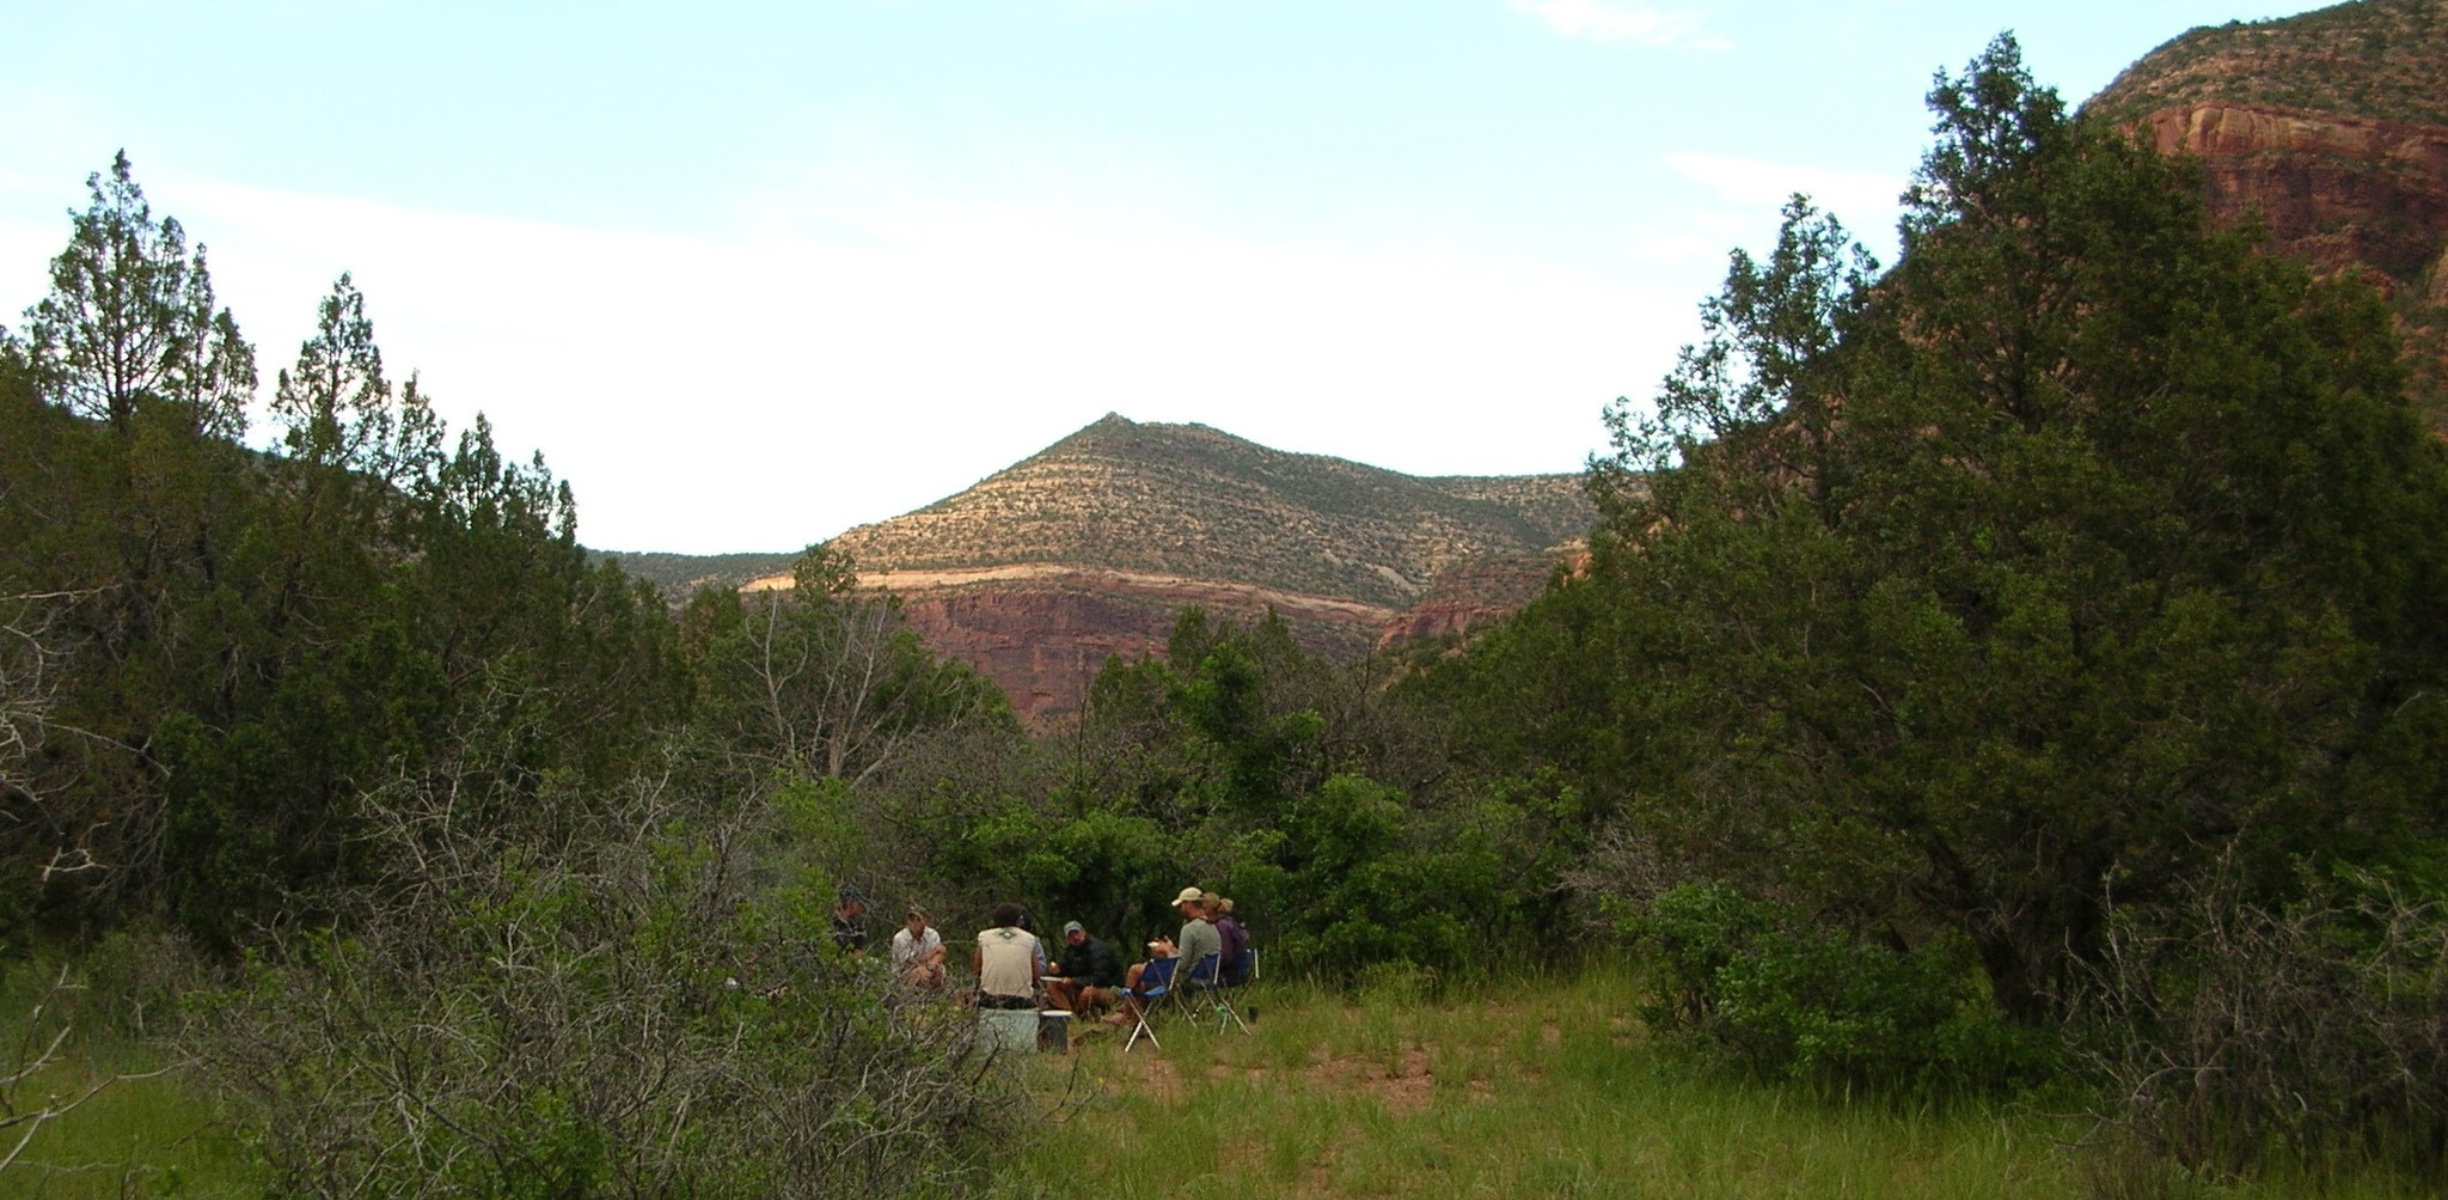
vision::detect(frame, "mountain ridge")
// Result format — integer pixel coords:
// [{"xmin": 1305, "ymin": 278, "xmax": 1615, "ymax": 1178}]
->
[
  {"xmin": 814, "ymin": 414, "xmax": 1587, "ymax": 612},
  {"xmin": 2088, "ymin": 0, "xmax": 2447, "ymax": 129},
  {"xmin": 613, "ymin": 416, "xmax": 1593, "ymax": 722}
]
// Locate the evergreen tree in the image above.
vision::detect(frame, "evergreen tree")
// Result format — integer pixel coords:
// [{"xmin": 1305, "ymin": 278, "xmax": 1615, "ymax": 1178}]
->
[
  {"xmin": 1448, "ymin": 36, "xmax": 2448, "ymax": 1025},
  {"xmin": 22, "ymin": 151, "xmax": 254, "ymax": 441}
]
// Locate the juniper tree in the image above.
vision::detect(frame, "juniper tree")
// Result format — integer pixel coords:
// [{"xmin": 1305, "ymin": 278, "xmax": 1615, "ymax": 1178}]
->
[
  {"xmin": 22, "ymin": 151, "xmax": 254, "ymax": 441},
  {"xmin": 1463, "ymin": 35, "xmax": 2448, "ymax": 1026}
]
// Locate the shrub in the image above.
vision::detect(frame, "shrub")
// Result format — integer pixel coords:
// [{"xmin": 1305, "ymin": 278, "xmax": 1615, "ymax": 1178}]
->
[
  {"xmin": 2075, "ymin": 867, "xmax": 2448, "ymax": 1180},
  {"xmin": 186, "ymin": 738, "xmax": 1021, "ymax": 1200},
  {"xmin": 1628, "ymin": 883, "xmax": 2054, "ymax": 1093}
]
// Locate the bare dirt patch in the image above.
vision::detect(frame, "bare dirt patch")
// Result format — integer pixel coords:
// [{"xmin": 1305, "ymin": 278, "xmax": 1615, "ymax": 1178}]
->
[
  {"xmin": 1303, "ymin": 1043, "xmax": 1436, "ymax": 1115},
  {"xmin": 1113, "ymin": 1052, "xmax": 1182, "ymax": 1104}
]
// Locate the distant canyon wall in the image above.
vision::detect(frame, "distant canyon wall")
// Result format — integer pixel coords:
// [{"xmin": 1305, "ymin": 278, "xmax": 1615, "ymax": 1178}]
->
[
  {"xmin": 743, "ymin": 557, "xmax": 1568, "ymax": 726},
  {"xmin": 2134, "ymin": 100, "xmax": 2448, "ymax": 403}
]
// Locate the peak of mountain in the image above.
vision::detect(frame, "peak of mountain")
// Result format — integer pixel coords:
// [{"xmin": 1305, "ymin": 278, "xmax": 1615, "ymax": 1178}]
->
[
  {"xmin": 648, "ymin": 416, "xmax": 1593, "ymax": 723},
  {"xmin": 2091, "ymin": 0, "xmax": 2448, "ymax": 129},
  {"xmin": 828, "ymin": 416, "xmax": 1589, "ymax": 613}
]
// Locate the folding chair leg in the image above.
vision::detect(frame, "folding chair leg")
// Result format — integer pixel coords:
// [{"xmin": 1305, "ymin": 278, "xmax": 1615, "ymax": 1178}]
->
[
  {"xmin": 1217, "ymin": 994, "xmax": 1251, "ymax": 1034},
  {"xmin": 1125, "ymin": 1005, "xmax": 1161, "ymax": 1052}
]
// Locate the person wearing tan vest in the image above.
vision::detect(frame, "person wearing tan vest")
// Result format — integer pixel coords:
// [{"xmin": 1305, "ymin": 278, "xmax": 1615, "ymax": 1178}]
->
[{"xmin": 972, "ymin": 902, "xmax": 1041, "ymax": 1010}]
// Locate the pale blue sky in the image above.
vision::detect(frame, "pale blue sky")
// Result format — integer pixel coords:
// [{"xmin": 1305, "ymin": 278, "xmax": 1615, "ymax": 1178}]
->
[{"xmin": 1, "ymin": 0, "xmax": 2327, "ymax": 553}]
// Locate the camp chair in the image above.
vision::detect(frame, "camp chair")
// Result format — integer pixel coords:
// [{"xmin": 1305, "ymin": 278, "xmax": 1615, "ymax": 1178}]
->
[
  {"xmin": 1159, "ymin": 951, "xmax": 1235, "ymax": 1032},
  {"xmin": 1209, "ymin": 946, "xmax": 1255, "ymax": 1034},
  {"xmin": 1122, "ymin": 954, "xmax": 1180, "ymax": 1053}
]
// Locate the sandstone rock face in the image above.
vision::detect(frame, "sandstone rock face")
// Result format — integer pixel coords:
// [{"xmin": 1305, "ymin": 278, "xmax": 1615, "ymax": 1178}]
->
[
  {"xmin": 888, "ymin": 587, "xmax": 1173, "ymax": 724},
  {"xmin": 2139, "ymin": 102, "xmax": 2448, "ymax": 288},
  {"xmin": 1374, "ymin": 555, "xmax": 1570, "ymax": 651},
  {"xmin": 871, "ymin": 572, "xmax": 1390, "ymax": 725},
  {"xmin": 2091, "ymin": 2, "xmax": 2448, "ymax": 411}
]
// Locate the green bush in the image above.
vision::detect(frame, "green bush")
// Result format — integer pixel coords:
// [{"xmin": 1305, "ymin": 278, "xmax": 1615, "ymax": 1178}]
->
[
  {"xmin": 186, "ymin": 747, "xmax": 1021, "ymax": 1200},
  {"xmin": 1630, "ymin": 883, "xmax": 2055, "ymax": 1093}
]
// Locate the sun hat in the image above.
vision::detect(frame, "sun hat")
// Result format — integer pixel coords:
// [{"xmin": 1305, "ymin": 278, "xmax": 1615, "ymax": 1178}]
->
[
  {"xmin": 1061, "ymin": 920, "xmax": 1085, "ymax": 936},
  {"xmin": 1172, "ymin": 886, "xmax": 1205, "ymax": 906}
]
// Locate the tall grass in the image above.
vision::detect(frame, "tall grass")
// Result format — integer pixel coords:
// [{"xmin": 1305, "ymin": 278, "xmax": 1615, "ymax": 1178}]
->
[
  {"xmin": 0, "ymin": 951, "xmax": 253, "ymax": 1199},
  {"xmin": 2, "ymin": 955, "xmax": 2433, "ymax": 1198},
  {"xmin": 1014, "ymin": 967, "xmax": 2430, "ymax": 1200}
]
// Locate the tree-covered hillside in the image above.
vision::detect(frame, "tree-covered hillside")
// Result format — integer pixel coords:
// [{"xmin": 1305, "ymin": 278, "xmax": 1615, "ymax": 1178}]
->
[
  {"xmin": 1421, "ymin": 34, "xmax": 2448, "ymax": 1169},
  {"xmin": 0, "ymin": 156, "xmax": 1025, "ymax": 1196}
]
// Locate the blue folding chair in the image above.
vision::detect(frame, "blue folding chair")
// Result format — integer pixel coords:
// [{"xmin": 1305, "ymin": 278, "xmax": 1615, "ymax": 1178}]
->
[
  {"xmin": 1171, "ymin": 949, "xmax": 1251, "ymax": 1035},
  {"xmin": 1123, "ymin": 955, "xmax": 1180, "ymax": 1053},
  {"xmin": 1178, "ymin": 951, "xmax": 1220, "ymax": 997}
]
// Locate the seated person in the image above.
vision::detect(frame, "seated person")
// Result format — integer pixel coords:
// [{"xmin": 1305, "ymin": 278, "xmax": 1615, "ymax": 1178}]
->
[
  {"xmin": 829, "ymin": 887, "xmax": 868, "ymax": 953},
  {"xmin": 890, "ymin": 906, "xmax": 947, "ymax": 991},
  {"xmin": 971, "ymin": 902, "xmax": 1042, "ymax": 1010},
  {"xmin": 1043, "ymin": 921, "xmax": 1123, "ymax": 1016},
  {"xmin": 1212, "ymin": 894, "xmax": 1251, "ymax": 985},
  {"xmin": 1111, "ymin": 887, "xmax": 1221, "ymax": 1024}
]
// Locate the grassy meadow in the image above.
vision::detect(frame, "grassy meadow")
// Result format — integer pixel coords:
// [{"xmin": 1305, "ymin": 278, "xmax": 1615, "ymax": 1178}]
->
[
  {"xmin": 1013, "ymin": 969, "xmax": 2432, "ymax": 1200},
  {"xmin": 3, "ymin": 960, "xmax": 2437, "ymax": 1199},
  {"xmin": 4, "ymin": 1066, "xmax": 252, "ymax": 1199},
  {"xmin": 1, "ymin": 959, "xmax": 251, "ymax": 1199}
]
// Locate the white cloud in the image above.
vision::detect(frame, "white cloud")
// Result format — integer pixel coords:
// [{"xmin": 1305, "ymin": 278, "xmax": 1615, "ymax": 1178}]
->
[
  {"xmin": 0, "ymin": 168, "xmax": 1689, "ymax": 554},
  {"xmin": 1507, "ymin": 0, "xmax": 1731, "ymax": 51},
  {"xmin": 1662, "ymin": 152, "xmax": 1907, "ymax": 239}
]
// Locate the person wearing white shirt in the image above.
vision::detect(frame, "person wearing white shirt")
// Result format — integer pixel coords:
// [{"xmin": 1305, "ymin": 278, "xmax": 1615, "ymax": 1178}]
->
[{"xmin": 890, "ymin": 907, "xmax": 946, "ymax": 991}]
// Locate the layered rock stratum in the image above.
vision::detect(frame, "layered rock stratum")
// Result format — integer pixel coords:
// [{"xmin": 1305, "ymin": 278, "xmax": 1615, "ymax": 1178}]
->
[{"xmin": 611, "ymin": 416, "xmax": 1590, "ymax": 723}]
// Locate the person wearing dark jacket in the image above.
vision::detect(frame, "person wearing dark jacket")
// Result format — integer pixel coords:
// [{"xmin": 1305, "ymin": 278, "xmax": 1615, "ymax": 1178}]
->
[
  {"xmin": 1044, "ymin": 921, "xmax": 1123, "ymax": 1016},
  {"xmin": 829, "ymin": 887, "xmax": 868, "ymax": 952}
]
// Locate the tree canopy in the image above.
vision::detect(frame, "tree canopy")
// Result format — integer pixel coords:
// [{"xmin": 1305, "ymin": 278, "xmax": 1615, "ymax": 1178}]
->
[{"xmin": 1437, "ymin": 35, "xmax": 2448, "ymax": 1026}]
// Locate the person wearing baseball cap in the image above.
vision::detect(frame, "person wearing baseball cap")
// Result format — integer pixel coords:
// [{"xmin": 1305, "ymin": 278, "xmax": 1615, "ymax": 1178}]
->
[
  {"xmin": 1044, "ymin": 920, "xmax": 1123, "ymax": 1016},
  {"xmin": 1112, "ymin": 886, "xmax": 1222, "ymax": 1024}
]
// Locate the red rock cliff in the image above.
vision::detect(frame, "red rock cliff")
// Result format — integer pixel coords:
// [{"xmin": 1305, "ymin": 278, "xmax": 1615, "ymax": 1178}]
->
[
  {"xmin": 862, "ymin": 570, "xmax": 1389, "ymax": 726},
  {"xmin": 2139, "ymin": 102, "xmax": 2448, "ymax": 289}
]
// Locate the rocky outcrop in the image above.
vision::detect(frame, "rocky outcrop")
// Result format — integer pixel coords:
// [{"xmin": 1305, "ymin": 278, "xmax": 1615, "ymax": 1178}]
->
[
  {"xmin": 2137, "ymin": 102, "xmax": 2448, "ymax": 289},
  {"xmin": 873, "ymin": 552, "xmax": 1592, "ymax": 724},
  {"xmin": 2127, "ymin": 99, "xmax": 2448, "ymax": 411},
  {"xmin": 864, "ymin": 571, "xmax": 1391, "ymax": 725},
  {"xmin": 887, "ymin": 586, "xmax": 1174, "ymax": 724},
  {"xmin": 1375, "ymin": 554, "xmax": 1570, "ymax": 650}
]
